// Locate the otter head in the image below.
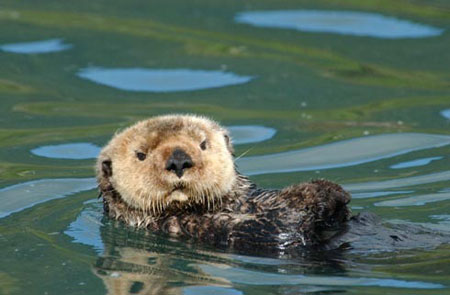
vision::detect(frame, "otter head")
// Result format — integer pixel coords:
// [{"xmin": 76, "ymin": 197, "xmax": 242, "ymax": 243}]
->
[{"xmin": 96, "ymin": 114, "xmax": 235, "ymax": 214}]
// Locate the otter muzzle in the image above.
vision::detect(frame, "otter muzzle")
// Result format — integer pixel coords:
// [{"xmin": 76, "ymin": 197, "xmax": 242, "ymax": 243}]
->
[{"xmin": 165, "ymin": 148, "xmax": 194, "ymax": 178}]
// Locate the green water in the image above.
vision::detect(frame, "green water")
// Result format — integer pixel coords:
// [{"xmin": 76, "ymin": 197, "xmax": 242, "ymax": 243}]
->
[{"xmin": 0, "ymin": 0, "xmax": 449, "ymax": 294}]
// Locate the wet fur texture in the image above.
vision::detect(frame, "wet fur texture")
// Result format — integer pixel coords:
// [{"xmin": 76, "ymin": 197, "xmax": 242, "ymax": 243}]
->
[{"xmin": 97, "ymin": 115, "xmax": 351, "ymax": 251}]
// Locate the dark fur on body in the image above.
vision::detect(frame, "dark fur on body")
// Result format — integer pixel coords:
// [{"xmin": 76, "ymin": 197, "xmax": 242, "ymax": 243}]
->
[{"xmin": 99, "ymin": 172, "xmax": 351, "ymax": 252}]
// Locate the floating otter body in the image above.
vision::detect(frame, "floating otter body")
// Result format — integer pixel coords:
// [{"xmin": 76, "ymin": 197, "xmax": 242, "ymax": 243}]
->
[
  {"xmin": 97, "ymin": 115, "xmax": 449, "ymax": 253},
  {"xmin": 97, "ymin": 114, "xmax": 351, "ymax": 252}
]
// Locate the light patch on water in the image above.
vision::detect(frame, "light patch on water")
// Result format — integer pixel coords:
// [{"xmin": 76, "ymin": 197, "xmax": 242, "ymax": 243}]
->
[
  {"xmin": 31, "ymin": 143, "xmax": 101, "ymax": 160},
  {"xmin": 228, "ymin": 126, "xmax": 276, "ymax": 144},
  {"xmin": 0, "ymin": 178, "xmax": 96, "ymax": 218},
  {"xmin": 374, "ymin": 192, "xmax": 450, "ymax": 207},
  {"xmin": 235, "ymin": 10, "xmax": 444, "ymax": 39},
  {"xmin": 183, "ymin": 286, "xmax": 242, "ymax": 295},
  {"xmin": 0, "ymin": 38, "xmax": 72, "ymax": 54},
  {"xmin": 198, "ymin": 264, "xmax": 443, "ymax": 289},
  {"xmin": 64, "ymin": 200, "xmax": 104, "ymax": 253},
  {"xmin": 430, "ymin": 215, "xmax": 450, "ymax": 225},
  {"xmin": 352, "ymin": 190, "xmax": 413, "ymax": 199},
  {"xmin": 441, "ymin": 109, "xmax": 450, "ymax": 120},
  {"xmin": 390, "ymin": 156, "xmax": 443, "ymax": 169},
  {"xmin": 227, "ymin": 254, "xmax": 291, "ymax": 265},
  {"xmin": 344, "ymin": 171, "xmax": 450, "ymax": 192},
  {"xmin": 389, "ymin": 219, "xmax": 450, "ymax": 234},
  {"xmin": 237, "ymin": 133, "xmax": 450, "ymax": 175},
  {"xmin": 77, "ymin": 67, "xmax": 253, "ymax": 92}
]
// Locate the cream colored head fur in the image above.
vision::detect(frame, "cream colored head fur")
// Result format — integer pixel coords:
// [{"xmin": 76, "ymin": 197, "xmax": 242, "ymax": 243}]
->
[{"xmin": 96, "ymin": 114, "xmax": 236, "ymax": 214}]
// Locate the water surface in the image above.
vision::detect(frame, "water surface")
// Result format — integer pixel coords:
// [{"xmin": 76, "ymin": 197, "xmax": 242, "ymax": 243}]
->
[{"xmin": 0, "ymin": 1, "xmax": 449, "ymax": 295}]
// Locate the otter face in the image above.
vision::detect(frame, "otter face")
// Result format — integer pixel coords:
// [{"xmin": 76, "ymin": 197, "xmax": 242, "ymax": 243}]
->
[{"xmin": 97, "ymin": 115, "xmax": 236, "ymax": 213}]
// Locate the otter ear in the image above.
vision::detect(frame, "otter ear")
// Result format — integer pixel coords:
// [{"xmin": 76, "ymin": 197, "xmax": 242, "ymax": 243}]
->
[
  {"xmin": 96, "ymin": 149, "xmax": 113, "ymax": 180},
  {"xmin": 102, "ymin": 160, "xmax": 112, "ymax": 177},
  {"xmin": 97, "ymin": 153, "xmax": 114, "ymax": 195},
  {"xmin": 223, "ymin": 133, "xmax": 234, "ymax": 155}
]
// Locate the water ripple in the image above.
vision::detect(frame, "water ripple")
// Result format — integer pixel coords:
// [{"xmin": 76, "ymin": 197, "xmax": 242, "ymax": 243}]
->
[
  {"xmin": 183, "ymin": 286, "xmax": 243, "ymax": 295},
  {"xmin": 352, "ymin": 190, "xmax": 413, "ymax": 199},
  {"xmin": 0, "ymin": 38, "xmax": 72, "ymax": 54},
  {"xmin": 65, "ymin": 199, "xmax": 104, "ymax": 253},
  {"xmin": 31, "ymin": 143, "xmax": 101, "ymax": 160},
  {"xmin": 344, "ymin": 171, "xmax": 450, "ymax": 192},
  {"xmin": 441, "ymin": 109, "xmax": 450, "ymax": 120},
  {"xmin": 0, "ymin": 178, "xmax": 96, "ymax": 218},
  {"xmin": 198, "ymin": 264, "xmax": 443, "ymax": 289},
  {"xmin": 390, "ymin": 156, "xmax": 443, "ymax": 169},
  {"xmin": 374, "ymin": 191, "xmax": 450, "ymax": 207},
  {"xmin": 77, "ymin": 67, "xmax": 253, "ymax": 92},
  {"xmin": 228, "ymin": 126, "xmax": 276, "ymax": 144},
  {"xmin": 235, "ymin": 10, "xmax": 444, "ymax": 39},
  {"xmin": 237, "ymin": 133, "xmax": 450, "ymax": 175}
]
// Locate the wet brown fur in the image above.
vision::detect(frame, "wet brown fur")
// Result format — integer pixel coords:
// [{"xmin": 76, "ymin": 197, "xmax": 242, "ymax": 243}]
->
[{"xmin": 97, "ymin": 115, "xmax": 351, "ymax": 251}]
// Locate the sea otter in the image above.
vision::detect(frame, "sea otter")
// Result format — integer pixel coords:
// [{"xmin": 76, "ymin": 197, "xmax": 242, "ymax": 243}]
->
[{"xmin": 96, "ymin": 114, "xmax": 352, "ymax": 252}]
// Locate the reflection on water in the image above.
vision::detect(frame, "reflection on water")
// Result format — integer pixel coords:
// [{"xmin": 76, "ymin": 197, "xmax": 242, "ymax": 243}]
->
[
  {"xmin": 0, "ymin": 38, "xmax": 72, "ymax": 54},
  {"xmin": 235, "ymin": 10, "xmax": 444, "ymax": 38},
  {"xmin": 31, "ymin": 142, "xmax": 101, "ymax": 159},
  {"xmin": 390, "ymin": 156, "xmax": 443, "ymax": 169},
  {"xmin": 77, "ymin": 67, "xmax": 254, "ymax": 92},
  {"xmin": 85, "ymin": 217, "xmax": 446, "ymax": 295},
  {"xmin": 0, "ymin": 178, "xmax": 96, "ymax": 218},
  {"xmin": 375, "ymin": 191, "xmax": 450, "ymax": 207},
  {"xmin": 236, "ymin": 133, "xmax": 450, "ymax": 175},
  {"xmin": 65, "ymin": 199, "xmax": 104, "ymax": 253},
  {"xmin": 197, "ymin": 264, "xmax": 442, "ymax": 289},
  {"xmin": 228, "ymin": 126, "xmax": 276, "ymax": 144},
  {"xmin": 441, "ymin": 109, "xmax": 450, "ymax": 120}
]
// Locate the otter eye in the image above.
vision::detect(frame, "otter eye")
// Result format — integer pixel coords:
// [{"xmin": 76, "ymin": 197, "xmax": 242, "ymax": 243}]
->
[
  {"xmin": 136, "ymin": 152, "xmax": 146, "ymax": 161},
  {"xmin": 200, "ymin": 140, "xmax": 207, "ymax": 151}
]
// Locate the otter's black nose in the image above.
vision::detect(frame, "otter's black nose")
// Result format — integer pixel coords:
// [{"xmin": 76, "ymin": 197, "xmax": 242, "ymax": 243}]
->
[{"xmin": 165, "ymin": 148, "xmax": 194, "ymax": 178}]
